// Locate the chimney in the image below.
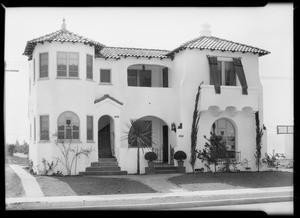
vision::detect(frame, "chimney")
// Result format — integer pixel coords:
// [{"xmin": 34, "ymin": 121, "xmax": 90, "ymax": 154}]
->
[
  {"xmin": 61, "ymin": 18, "xmax": 67, "ymax": 32},
  {"xmin": 199, "ymin": 22, "xmax": 211, "ymax": 36}
]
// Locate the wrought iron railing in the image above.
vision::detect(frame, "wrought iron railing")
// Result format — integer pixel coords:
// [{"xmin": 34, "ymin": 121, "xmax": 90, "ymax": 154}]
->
[
  {"xmin": 152, "ymin": 147, "xmax": 163, "ymax": 164},
  {"xmin": 217, "ymin": 151, "xmax": 241, "ymax": 164}
]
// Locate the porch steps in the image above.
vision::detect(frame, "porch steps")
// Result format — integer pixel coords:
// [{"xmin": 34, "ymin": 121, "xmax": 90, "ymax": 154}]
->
[
  {"xmin": 154, "ymin": 165, "xmax": 179, "ymax": 174},
  {"xmin": 79, "ymin": 158, "xmax": 127, "ymax": 176}
]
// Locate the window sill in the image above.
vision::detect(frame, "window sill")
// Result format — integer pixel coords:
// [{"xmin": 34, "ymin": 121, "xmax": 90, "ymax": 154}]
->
[
  {"xmin": 86, "ymin": 78, "xmax": 94, "ymax": 82},
  {"xmin": 99, "ymin": 82, "xmax": 113, "ymax": 86},
  {"xmin": 56, "ymin": 77, "xmax": 80, "ymax": 80},
  {"xmin": 37, "ymin": 77, "xmax": 50, "ymax": 81},
  {"xmin": 86, "ymin": 140, "xmax": 95, "ymax": 143}
]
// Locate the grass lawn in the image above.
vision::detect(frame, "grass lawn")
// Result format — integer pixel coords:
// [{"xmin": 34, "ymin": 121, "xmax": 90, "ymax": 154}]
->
[
  {"xmin": 36, "ymin": 176, "xmax": 157, "ymax": 196},
  {"xmin": 169, "ymin": 171, "xmax": 293, "ymax": 191},
  {"xmin": 5, "ymin": 154, "xmax": 28, "ymax": 198},
  {"xmin": 5, "ymin": 164, "xmax": 26, "ymax": 198}
]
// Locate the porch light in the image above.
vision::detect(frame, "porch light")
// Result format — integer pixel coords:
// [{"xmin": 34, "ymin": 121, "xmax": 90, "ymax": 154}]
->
[
  {"xmin": 171, "ymin": 123, "xmax": 176, "ymax": 132},
  {"xmin": 142, "ymin": 65, "xmax": 145, "ymax": 71}
]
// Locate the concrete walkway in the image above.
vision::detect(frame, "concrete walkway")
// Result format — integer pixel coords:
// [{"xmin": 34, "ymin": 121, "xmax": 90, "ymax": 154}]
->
[{"xmin": 9, "ymin": 165, "xmax": 44, "ymax": 198}]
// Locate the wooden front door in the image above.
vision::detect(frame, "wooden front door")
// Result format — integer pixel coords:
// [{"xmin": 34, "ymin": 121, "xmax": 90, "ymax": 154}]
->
[
  {"xmin": 162, "ymin": 125, "xmax": 169, "ymax": 163},
  {"xmin": 98, "ymin": 124, "xmax": 112, "ymax": 158}
]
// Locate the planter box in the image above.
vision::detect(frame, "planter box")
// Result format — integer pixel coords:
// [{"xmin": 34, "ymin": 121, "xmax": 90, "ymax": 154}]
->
[
  {"xmin": 145, "ymin": 161, "xmax": 155, "ymax": 174},
  {"xmin": 177, "ymin": 160, "xmax": 186, "ymax": 173}
]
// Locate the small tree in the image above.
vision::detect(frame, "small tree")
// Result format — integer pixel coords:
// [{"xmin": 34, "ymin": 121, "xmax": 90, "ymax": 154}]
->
[
  {"xmin": 52, "ymin": 133, "xmax": 93, "ymax": 175},
  {"xmin": 190, "ymin": 82, "xmax": 203, "ymax": 173},
  {"xmin": 123, "ymin": 119, "xmax": 155, "ymax": 175},
  {"xmin": 254, "ymin": 111, "xmax": 263, "ymax": 171},
  {"xmin": 197, "ymin": 132, "xmax": 227, "ymax": 172}
]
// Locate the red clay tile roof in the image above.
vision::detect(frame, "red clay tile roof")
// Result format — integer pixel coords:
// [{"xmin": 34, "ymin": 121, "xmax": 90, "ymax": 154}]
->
[
  {"xmin": 23, "ymin": 29, "xmax": 105, "ymax": 60},
  {"xmin": 96, "ymin": 47, "xmax": 171, "ymax": 60},
  {"xmin": 166, "ymin": 36, "xmax": 270, "ymax": 58}
]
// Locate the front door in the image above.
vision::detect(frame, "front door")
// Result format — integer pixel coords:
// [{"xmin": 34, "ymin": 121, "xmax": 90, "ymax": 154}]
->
[
  {"xmin": 162, "ymin": 125, "xmax": 169, "ymax": 163},
  {"xmin": 98, "ymin": 124, "xmax": 112, "ymax": 158}
]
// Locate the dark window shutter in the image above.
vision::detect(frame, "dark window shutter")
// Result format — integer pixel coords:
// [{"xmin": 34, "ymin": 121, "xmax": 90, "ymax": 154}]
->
[
  {"xmin": 207, "ymin": 56, "xmax": 221, "ymax": 94},
  {"xmin": 162, "ymin": 67, "xmax": 168, "ymax": 87},
  {"xmin": 233, "ymin": 58, "xmax": 248, "ymax": 95}
]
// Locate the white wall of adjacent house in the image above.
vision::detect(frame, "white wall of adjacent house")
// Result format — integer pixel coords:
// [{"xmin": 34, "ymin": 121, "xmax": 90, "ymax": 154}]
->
[{"xmin": 28, "ymin": 41, "xmax": 265, "ymax": 174}]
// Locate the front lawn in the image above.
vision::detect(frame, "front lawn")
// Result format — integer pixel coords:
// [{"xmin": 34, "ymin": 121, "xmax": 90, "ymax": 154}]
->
[
  {"xmin": 169, "ymin": 171, "xmax": 293, "ymax": 191},
  {"xmin": 5, "ymin": 165, "xmax": 26, "ymax": 198},
  {"xmin": 35, "ymin": 176, "xmax": 157, "ymax": 196}
]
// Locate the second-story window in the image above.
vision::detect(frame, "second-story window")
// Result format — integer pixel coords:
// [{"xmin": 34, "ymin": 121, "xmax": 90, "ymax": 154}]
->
[
  {"xmin": 100, "ymin": 69, "xmax": 111, "ymax": 84},
  {"xmin": 57, "ymin": 52, "xmax": 79, "ymax": 78},
  {"xmin": 217, "ymin": 60, "xmax": 236, "ymax": 86},
  {"xmin": 127, "ymin": 69, "xmax": 151, "ymax": 87},
  {"xmin": 39, "ymin": 53, "xmax": 48, "ymax": 78},
  {"xmin": 86, "ymin": 54, "xmax": 93, "ymax": 80}
]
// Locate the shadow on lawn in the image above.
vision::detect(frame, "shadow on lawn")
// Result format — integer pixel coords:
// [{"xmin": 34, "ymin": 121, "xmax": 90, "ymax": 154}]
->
[
  {"xmin": 169, "ymin": 171, "xmax": 293, "ymax": 189},
  {"xmin": 55, "ymin": 176, "xmax": 157, "ymax": 196}
]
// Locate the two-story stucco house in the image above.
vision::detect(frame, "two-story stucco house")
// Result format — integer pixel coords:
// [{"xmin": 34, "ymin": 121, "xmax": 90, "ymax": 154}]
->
[{"xmin": 24, "ymin": 20, "xmax": 270, "ymax": 175}]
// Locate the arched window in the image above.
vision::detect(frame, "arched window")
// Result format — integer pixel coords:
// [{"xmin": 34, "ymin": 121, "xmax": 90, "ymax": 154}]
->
[
  {"xmin": 57, "ymin": 111, "xmax": 80, "ymax": 140},
  {"xmin": 211, "ymin": 118, "xmax": 236, "ymax": 158}
]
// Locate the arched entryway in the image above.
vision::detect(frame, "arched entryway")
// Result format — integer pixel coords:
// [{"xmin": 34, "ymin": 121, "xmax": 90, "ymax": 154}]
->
[
  {"xmin": 98, "ymin": 115, "xmax": 115, "ymax": 158},
  {"xmin": 211, "ymin": 118, "xmax": 237, "ymax": 158},
  {"xmin": 131, "ymin": 116, "xmax": 170, "ymax": 164}
]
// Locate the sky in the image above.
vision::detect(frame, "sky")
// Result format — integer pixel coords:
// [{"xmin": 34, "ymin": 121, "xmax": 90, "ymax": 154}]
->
[{"xmin": 4, "ymin": 4, "xmax": 293, "ymax": 148}]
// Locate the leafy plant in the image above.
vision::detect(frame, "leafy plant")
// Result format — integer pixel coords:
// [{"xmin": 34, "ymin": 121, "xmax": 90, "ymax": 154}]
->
[
  {"xmin": 52, "ymin": 132, "xmax": 94, "ymax": 175},
  {"xmin": 174, "ymin": 150, "xmax": 187, "ymax": 161},
  {"xmin": 7, "ymin": 144, "xmax": 16, "ymax": 156},
  {"xmin": 190, "ymin": 82, "xmax": 203, "ymax": 172},
  {"xmin": 39, "ymin": 158, "xmax": 58, "ymax": 176},
  {"xmin": 262, "ymin": 151, "xmax": 280, "ymax": 168},
  {"xmin": 254, "ymin": 112, "xmax": 263, "ymax": 171},
  {"xmin": 197, "ymin": 132, "xmax": 227, "ymax": 172},
  {"xmin": 123, "ymin": 119, "xmax": 155, "ymax": 174},
  {"xmin": 145, "ymin": 152, "xmax": 158, "ymax": 162}
]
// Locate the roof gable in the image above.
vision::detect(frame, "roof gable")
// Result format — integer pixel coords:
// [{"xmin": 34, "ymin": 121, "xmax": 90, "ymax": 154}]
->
[
  {"xmin": 166, "ymin": 35, "xmax": 270, "ymax": 58},
  {"xmin": 23, "ymin": 29, "xmax": 105, "ymax": 60}
]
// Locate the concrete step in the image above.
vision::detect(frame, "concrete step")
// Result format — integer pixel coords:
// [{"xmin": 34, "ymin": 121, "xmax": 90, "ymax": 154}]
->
[
  {"xmin": 91, "ymin": 162, "xmax": 119, "ymax": 167},
  {"xmin": 98, "ymin": 158, "xmax": 117, "ymax": 162},
  {"xmin": 155, "ymin": 169, "xmax": 178, "ymax": 174},
  {"xmin": 155, "ymin": 166, "xmax": 178, "ymax": 170},
  {"xmin": 79, "ymin": 171, "xmax": 127, "ymax": 176},
  {"xmin": 86, "ymin": 166, "xmax": 121, "ymax": 171}
]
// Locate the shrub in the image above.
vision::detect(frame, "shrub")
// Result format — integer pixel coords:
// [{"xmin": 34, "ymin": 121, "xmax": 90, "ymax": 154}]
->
[
  {"xmin": 174, "ymin": 150, "xmax": 187, "ymax": 161},
  {"xmin": 15, "ymin": 144, "xmax": 29, "ymax": 154},
  {"xmin": 7, "ymin": 144, "xmax": 16, "ymax": 156},
  {"xmin": 144, "ymin": 152, "xmax": 158, "ymax": 162}
]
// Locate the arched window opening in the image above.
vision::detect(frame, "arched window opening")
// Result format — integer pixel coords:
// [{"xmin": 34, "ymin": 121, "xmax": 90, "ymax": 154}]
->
[
  {"xmin": 211, "ymin": 118, "xmax": 236, "ymax": 158},
  {"xmin": 57, "ymin": 111, "xmax": 80, "ymax": 140}
]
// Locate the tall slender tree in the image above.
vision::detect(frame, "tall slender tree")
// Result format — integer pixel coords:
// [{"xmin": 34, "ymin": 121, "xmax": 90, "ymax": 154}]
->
[
  {"xmin": 254, "ymin": 111, "xmax": 263, "ymax": 171},
  {"xmin": 190, "ymin": 82, "xmax": 203, "ymax": 172}
]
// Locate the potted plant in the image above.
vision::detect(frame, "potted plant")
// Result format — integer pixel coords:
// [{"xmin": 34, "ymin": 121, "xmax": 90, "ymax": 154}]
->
[
  {"xmin": 174, "ymin": 150, "xmax": 187, "ymax": 173},
  {"xmin": 145, "ymin": 151, "xmax": 157, "ymax": 174}
]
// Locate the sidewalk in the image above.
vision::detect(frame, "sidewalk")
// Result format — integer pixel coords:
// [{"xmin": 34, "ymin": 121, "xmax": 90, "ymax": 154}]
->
[
  {"xmin": 8, "ymin": 165, "xmax": 44, "ymax": 198},
  {"xmin": 6, "ymin": 186, "xmax": 293, "ymax": 210}
]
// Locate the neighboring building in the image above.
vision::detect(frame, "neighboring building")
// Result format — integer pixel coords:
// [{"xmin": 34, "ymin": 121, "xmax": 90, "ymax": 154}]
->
[{"xmin": 24, "ymin": 21, "xmax": 270, "ymax": 175}]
